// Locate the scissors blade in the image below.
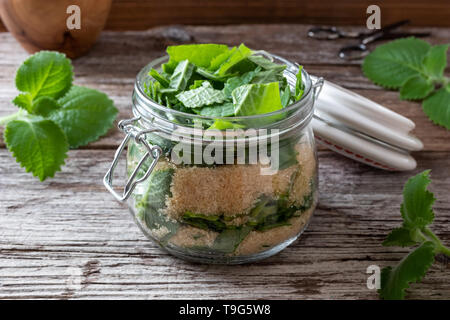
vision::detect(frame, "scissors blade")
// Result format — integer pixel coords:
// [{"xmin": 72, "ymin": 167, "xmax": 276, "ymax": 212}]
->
[
  {"xmin": 362, "ymin": 20, "xmax": 411, "ymax": 44},
  {"xmin": 381, "ymin": 32, "xmax": 431, "ymax": 39}
]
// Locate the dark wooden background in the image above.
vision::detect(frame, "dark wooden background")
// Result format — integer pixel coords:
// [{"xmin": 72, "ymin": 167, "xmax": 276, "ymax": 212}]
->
[{"xmin": 1, "ymin": 0, "xmax": 450, "ymax": 32}]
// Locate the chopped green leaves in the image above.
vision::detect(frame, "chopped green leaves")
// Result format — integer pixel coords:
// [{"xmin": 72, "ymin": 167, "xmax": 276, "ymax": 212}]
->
[
  {"xmin": 0, "ymin": 51, "xmax": 117, "ymax": 181},
  {"xmin": 169, "ymin": 60, "xmax": 194, "ymax": 91},
  {"xmin": 295, "ymin": 66, "xmax": 305, "ymax": 101},
  {"xmin": 216, "ymin": 44, "xmax": 253, "ymax": 76},
  {"xmin": 165, "ymin": 44, "xmax": 229, "ymax": 71},
  {"xmin": 232, "ymin": 82, "xmax": 283, "ymax": 116},
  {"xmin": 380, "ymin": 171, "xmax": 450, "ymax": 300},
  {"xmin": 176, "ymin": 82, "xmax": 227, "ymax": 109},
  {"xmin": 363, "ymin": 37, "xmax": 450, "ymax": 129},
  {"xmin": 144, "ymin": 43, "xmax": 303, "ymax": 127}
]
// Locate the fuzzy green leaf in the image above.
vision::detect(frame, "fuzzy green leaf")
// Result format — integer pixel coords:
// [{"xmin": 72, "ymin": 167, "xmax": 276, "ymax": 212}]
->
[
  {"xmin": 12, "ymin": 93, "xmax": 33, "ymax": 112},
  {"xmin": 382, "ymin": 227, "xmax": 418, "ymax": 247},
  {"xmin": 176, "ymin": 82, "xmax": 227, "ymax": 109},
  {"xmin": 422, "ymin": 87, "xmax": 450, "ymax": 129},
  {"xmin": 379, "ymin": 241, "xmax": 436, "ymax": 300},
  {"xmin": 399, "ymin": 75, "xmax": 434, "ymax": 100},
  {"xmin": 401, "ymin": 170, "xmax": 435, "ymax": 229},
  {"xmin": 232, "ymin": 82, "xmax": 283, "ymax": 116},
  {"xmin": 216, "ymin": 44, "xmax": 253, "ymax": 76},
  {"xmin": 194, "ymin": 102, "xmax": 235, "ymax": 117},
  {"xmin": 211, "ymin": 226, "xmax": 253, "ymax": 254},
  {"xmin": 49, "ymin": 86, "xmax": 118, "ymax": 148},
  {"xmin": 30, "ymin": 96, "xmax": 61, "ymax": 117},
  {"xmin": 251, "ymin": 69, "xmax": 284, "ymax": 84},
  {"xmin": 248, "ymin": 55, "xmax": 286, "ymax": 72},
  {"xmin": 15, "ymin": 51, "xmax": 73, "ymax": 100},
  {"xmin": 164, "ymin": 44, "xmax": 229, "ymax": 73},
  {"xmin": 4, "ymin": 118, "xmax": 68, "ymax": 181},
  {"xmin": 149, "ymin": 68, "xmax": 170, "ymax": 87},
  {"xmin": 223, "ymin": 67, "xmax": 261, "ymax": 97},
  {"xmin": 362, "ymin": 38, "xmax": 431, "ymax": 89},
  {"xmin": 423, "ymin": 44, "xmax": 449, "ymax": 78},
  {"xmin": 281, "ymin": 86, "xmax": 291, "ymax": 107},
  {"xmin": 169, "ymin": 60, "xmax": 194, "ymax": 91}
]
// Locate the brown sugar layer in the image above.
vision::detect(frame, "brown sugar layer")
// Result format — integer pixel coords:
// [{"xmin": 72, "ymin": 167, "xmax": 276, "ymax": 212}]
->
[{"xmin": 165, "ymin": 143, "xmax": 316, "ymax": 219}]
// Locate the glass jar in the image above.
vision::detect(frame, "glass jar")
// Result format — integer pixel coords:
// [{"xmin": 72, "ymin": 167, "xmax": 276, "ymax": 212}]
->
[{"xmin": 104, "ymin": 53, "xmax": 323, "ymax": 264}]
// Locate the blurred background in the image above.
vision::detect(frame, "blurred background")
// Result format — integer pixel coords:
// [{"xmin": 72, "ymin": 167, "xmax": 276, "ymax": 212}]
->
[{"xmin": 1, "ymin": 0, "xmax": 449, "ymax": 31}]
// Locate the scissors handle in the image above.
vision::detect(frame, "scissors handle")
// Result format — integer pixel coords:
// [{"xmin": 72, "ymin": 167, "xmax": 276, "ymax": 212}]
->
[
  {"xmin": 338, "ymin": 44, "xmax": 369, "ymax": 60},
  {"xmin": 307, "ymin": 26, "xmax": 361, "ymax": 40}
]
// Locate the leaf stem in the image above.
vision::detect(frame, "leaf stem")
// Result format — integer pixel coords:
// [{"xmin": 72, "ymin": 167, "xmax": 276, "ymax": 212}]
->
[
  {"xmin": 423, "ymin": 227, "xmax": 450, "ymax": 256},
  {"xmin": 0, "ymin": 109, "xmax": 25, "ymax": 126}
]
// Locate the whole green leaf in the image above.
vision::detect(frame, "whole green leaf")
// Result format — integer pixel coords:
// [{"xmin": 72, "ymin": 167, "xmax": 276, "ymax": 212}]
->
[
  {"xmin": 15, "ymin": 51, "xmax": 73, "ymax": 100},
  {"xmin": 232, "ymin": 82, "xmax": 283, "ymax": 116},
  {"xmin": 4, "ymin": 118, "xmax": 68, "ymax": 181},
  {"xmin": 169, "ymin": 60, "xmax": 194, "ymax": 91},
  {"xmin": 176, "ymin": 82, "xmax": 227, "ymax": 109},
  {"xmin": 379, "ymin": 241, "xmax": 436, "ymax": 300},
  {"xmin": 382, "ymin": 227, "xmax": 418, "ymax": 247},
  {"xmin": 194, "ymin": 102, "xmax": 235, "ymax": 117},
  {"xmin": 362, "ymin": 38, "xmax": 431, "ymax": 89},
  {"xmin": 49, "ymin": 86, "xmax": 118, "ymax": 148},
  {"xmin": 401, "ymin": 170, "xmax": 435, "ymax": 229},
  {"xmin": 422, "ymin": 87, "xmax": 450, "ymax": 129},
  {"xmin": 423, "ymin": 44, "xmax": 449, "ymax": 78},
  {"xmin": 399, "ymin": 75, "xmax": 434, "ymax": 100}
]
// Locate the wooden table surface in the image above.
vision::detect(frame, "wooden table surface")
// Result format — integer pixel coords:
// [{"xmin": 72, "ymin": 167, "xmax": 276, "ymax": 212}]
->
[{"xmin": 0, "ymin": 24, "xmax": 449, "ymax": 300}]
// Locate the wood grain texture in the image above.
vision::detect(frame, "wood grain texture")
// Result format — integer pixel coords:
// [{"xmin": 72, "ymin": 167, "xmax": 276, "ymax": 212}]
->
[
  {"xmin": 1, "ymin": 0, "xmax": 450, "ymax": 31},
  {"xmin": 0, "ymin": 25, "xmax": 449, "ymax": 299},
  {"xmin": 0, "ymin": 150, "xmax": 449, "ymax": 299}
]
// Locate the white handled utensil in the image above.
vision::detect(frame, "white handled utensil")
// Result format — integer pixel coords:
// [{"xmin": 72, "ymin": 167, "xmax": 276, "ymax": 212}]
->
[{"xmin": 312, "ymin": 78, "xmax": 423, "ymax": 171}]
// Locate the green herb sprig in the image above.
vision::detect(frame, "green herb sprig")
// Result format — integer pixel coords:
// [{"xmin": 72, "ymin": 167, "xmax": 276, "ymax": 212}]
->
[
  {"xmin": 362, "ymin": 38, "xmax": 450, "ymax": 130},
  {"xmin": 380, "ymin": 170, "xmax": 450, "ymax": 300},
  {"xmin": 0, "ymin": 51, "xmax": 118, "ymax": 181}
]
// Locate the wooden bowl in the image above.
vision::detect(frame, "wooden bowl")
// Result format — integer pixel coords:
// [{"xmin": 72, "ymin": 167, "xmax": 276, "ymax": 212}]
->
[{"xmin": 0, "ymin": 0, "xmax": 112, "ymax": 58}]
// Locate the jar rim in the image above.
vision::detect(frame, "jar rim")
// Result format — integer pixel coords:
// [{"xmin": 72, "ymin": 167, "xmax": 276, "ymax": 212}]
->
[{"xmin": 133, "ymin": 52, "xmax": 314, "ymax": 124}]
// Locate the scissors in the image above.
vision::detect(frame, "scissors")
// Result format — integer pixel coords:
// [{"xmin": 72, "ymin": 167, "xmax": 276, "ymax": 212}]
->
[{"xmin": 307, "ymin": 20, "xmax": 431, "ymax": 60}]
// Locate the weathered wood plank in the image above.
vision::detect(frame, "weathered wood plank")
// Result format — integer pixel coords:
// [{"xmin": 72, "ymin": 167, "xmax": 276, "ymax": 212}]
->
[
  {"xmin": 2, "ymin": 0, "xmax": 450, "ymax": 32},
  {"xmin": 1, "ymin": 28, "xmax": 449, "ymax": 151},
  {"xmin": 0, "ymin": 149, "xmax": 449, "ymax": 299}
]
